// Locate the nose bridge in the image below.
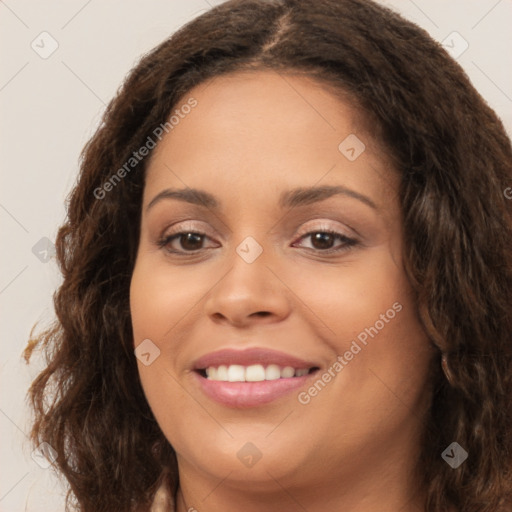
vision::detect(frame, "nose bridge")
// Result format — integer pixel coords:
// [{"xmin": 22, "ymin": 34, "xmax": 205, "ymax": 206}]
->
[
  {"xmin": 220, "ymin": 232, "xmax": 274, "ymax": 301},
  {"xmin": 203, "ymin": 232, "xmax": 291, "ymax": 324},
  {"xmin": 235, "ymin": 234, "xmax": 266, "ymax": 266}
]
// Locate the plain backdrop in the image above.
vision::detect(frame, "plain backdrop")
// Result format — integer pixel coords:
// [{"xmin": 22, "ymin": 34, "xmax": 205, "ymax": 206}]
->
[{"xmin": 1, "ymin": 0, "xmax": 511, "ymax": 510}]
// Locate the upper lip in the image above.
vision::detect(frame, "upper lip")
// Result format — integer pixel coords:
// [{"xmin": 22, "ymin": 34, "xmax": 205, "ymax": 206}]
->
[{"xmin": 192, "ymin": 347, "xmax": 320, "ymax": 370}]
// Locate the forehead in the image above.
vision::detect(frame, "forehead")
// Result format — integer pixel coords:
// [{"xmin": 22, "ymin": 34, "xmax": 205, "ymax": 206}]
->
[
  {"xmin": 151, "ymin": 69, "xmax": 370, "ymax": 158},
  {"xmin": 144, "ymin": 69, "xmax": 397, "ymax": 210}
]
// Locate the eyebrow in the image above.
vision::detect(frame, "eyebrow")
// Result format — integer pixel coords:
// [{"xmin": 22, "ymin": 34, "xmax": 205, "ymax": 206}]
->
[{"xmin": 146, "ymin": 185, "xmax": 378, "ymax": 212}]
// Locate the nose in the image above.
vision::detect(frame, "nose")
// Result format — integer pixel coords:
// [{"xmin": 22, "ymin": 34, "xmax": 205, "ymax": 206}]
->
[{"xmin": 203, "ymin": 245, "xmax": 292, "ymax": 328}]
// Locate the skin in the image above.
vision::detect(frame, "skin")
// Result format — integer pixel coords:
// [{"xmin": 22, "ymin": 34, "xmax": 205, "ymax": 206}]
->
[{"xmin": 130, "ymin": 69, "xmax": 436, "ymax": 512}]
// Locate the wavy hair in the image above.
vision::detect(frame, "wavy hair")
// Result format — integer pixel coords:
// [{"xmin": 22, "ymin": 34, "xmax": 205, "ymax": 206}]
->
[{"xmin": 24, "ymin": 0, "xmax": 512, "ymax": 510}]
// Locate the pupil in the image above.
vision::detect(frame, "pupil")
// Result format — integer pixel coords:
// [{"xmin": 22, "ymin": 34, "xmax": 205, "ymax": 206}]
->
[
  {"xmin": 312, "ymin": 232, "xmax": 333, "ymax": 250},
  {"xmin": 181, "ymin": 233, "xmax": 202, "ymax": 250}
]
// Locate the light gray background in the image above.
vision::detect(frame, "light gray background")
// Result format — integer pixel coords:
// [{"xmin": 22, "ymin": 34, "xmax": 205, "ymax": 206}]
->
[{"xmin": 1, "ymin": 1, "xmax": 511, "ymax": 510}]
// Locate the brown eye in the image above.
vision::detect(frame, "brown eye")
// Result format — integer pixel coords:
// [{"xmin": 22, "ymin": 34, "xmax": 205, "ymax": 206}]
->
[
  {"xmin": 177, "ymin": 232, "xmax": 204, "ymax": 251},
  {"xmin": 294, "ymin": 230, "xmax": 358, "ymax": 254},
  {"xmin": 310, "ymin": 232, "xmax": 336, "ymax": 250},
  {"xmin": 158, "ymin": 231, "xmax": 212, "ymax": 253}
]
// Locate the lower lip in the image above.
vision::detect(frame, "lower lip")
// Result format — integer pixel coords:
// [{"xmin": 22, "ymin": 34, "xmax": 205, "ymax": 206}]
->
[{"xmin": 194, "ymin": 371, "xmax": 316, "ymax": 408}]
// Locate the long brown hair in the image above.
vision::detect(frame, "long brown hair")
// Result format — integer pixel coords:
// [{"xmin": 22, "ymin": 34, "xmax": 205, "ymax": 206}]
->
[{"xmin": 24, "ymin": 0, "xmax": 512, "ymax": 510}]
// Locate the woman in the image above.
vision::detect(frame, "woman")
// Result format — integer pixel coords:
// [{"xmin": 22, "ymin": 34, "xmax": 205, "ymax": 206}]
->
[{"xmin": 24, "ymin": 0, "xmax": 512, "ymax": 511}]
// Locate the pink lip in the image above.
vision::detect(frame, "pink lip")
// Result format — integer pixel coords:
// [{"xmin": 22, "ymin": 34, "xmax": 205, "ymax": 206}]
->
[
  {"xmin": 191, "ymin": 347, "xmax": 320, "ymax": 408},
  {"xmin": 192, "ymin": 347, "xmax": 318, "ymax": 370},
  {"xmin": 194, "ymin": 373, "xmax": 316, "ymax": 408}
]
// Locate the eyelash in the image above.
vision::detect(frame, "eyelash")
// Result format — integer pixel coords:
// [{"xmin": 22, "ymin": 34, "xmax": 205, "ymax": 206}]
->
[{"xmin": 156, "ymin": 228, "xmax": 359, "ymax": 256}]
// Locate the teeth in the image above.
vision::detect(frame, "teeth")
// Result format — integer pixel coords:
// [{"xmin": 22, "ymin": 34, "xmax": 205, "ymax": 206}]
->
[
  {"xmin": 217, "ymin": 365, "xmax": 228, "ymax": 381},
  {"xmin": 281, "ymin": 366, "xmax": 295, "ymax": 378},
  {"xmin": 265, "ymin": 364, "xmax": 281, "ymax": 380},
  {"xmin": 227, "ymin": 364, "xmax": 245, "ymax": 382},
  {"xmin": 204, "ymin": 364, "xmax": 311, "ymax": 382},
  {"xmin": 246, "ymin": 364, "xmax": 266, "ymax": 382}
]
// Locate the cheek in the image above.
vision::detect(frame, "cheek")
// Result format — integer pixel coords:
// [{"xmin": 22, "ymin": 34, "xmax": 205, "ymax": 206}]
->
[
  {"xmin": 129, "ymin": 256, "xmax": 224, "ymax": 417},
  {"xmin": 286, "ymin": 247, "xmax": 409, "ymax": 338},
  {"xmin": 129, "ymin": 259, "xmax": 209, "ymax": 445},
  {"xmin": 288, "ymin": 247, "xmax": 432, "ymax": 396},
  {"xmin": 130, "ymin": 256, "xmax": 214, "ymax": 343}
]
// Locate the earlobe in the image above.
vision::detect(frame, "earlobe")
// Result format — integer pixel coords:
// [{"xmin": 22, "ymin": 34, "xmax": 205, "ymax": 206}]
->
[{"xmin": 441, "ymin": 353, "xmax": 455, "ymax": 387}]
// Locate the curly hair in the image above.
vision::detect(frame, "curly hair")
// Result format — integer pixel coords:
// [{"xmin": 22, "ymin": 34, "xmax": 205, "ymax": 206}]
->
[{"xmin": 24, "ymin": 0, "xmax": 512, "ymax": 510}]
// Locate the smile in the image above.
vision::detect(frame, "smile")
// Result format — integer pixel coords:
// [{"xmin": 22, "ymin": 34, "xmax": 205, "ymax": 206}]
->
[
  {"xmin": 192, "ymin": 348, "xmax": 320, "ymax": 408},
  {"xmin": 201, "ymin": 364, "xmax": 314, "ymax": 382}
]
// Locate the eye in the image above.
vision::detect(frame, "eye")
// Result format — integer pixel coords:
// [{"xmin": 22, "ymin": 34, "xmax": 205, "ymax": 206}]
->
[
  {"xmin": 156, "ymin": 228, "xmax": 359, "ymax": 255},
  {"xmin": 293, "ymin": 229, "xmax": 358, "ymax": 253},
  {"xmin": 157, "ymin": 231, "xmax": 217, "ymax": 254}
]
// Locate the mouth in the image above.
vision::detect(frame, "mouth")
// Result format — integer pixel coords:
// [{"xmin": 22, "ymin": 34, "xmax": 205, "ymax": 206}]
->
[
  {"xmin": 192, "ymin": 348, "xmax": 321, "ymax": 408},
  {"xmin": 196, "ymin": 364, "xmax": 318, "ymax": 381}
]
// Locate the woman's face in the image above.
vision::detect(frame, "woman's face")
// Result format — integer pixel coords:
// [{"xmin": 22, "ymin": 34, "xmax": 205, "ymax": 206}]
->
[{"xmin": 130, "ymin": 70, "xmax": 434, "ymax": 501}]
